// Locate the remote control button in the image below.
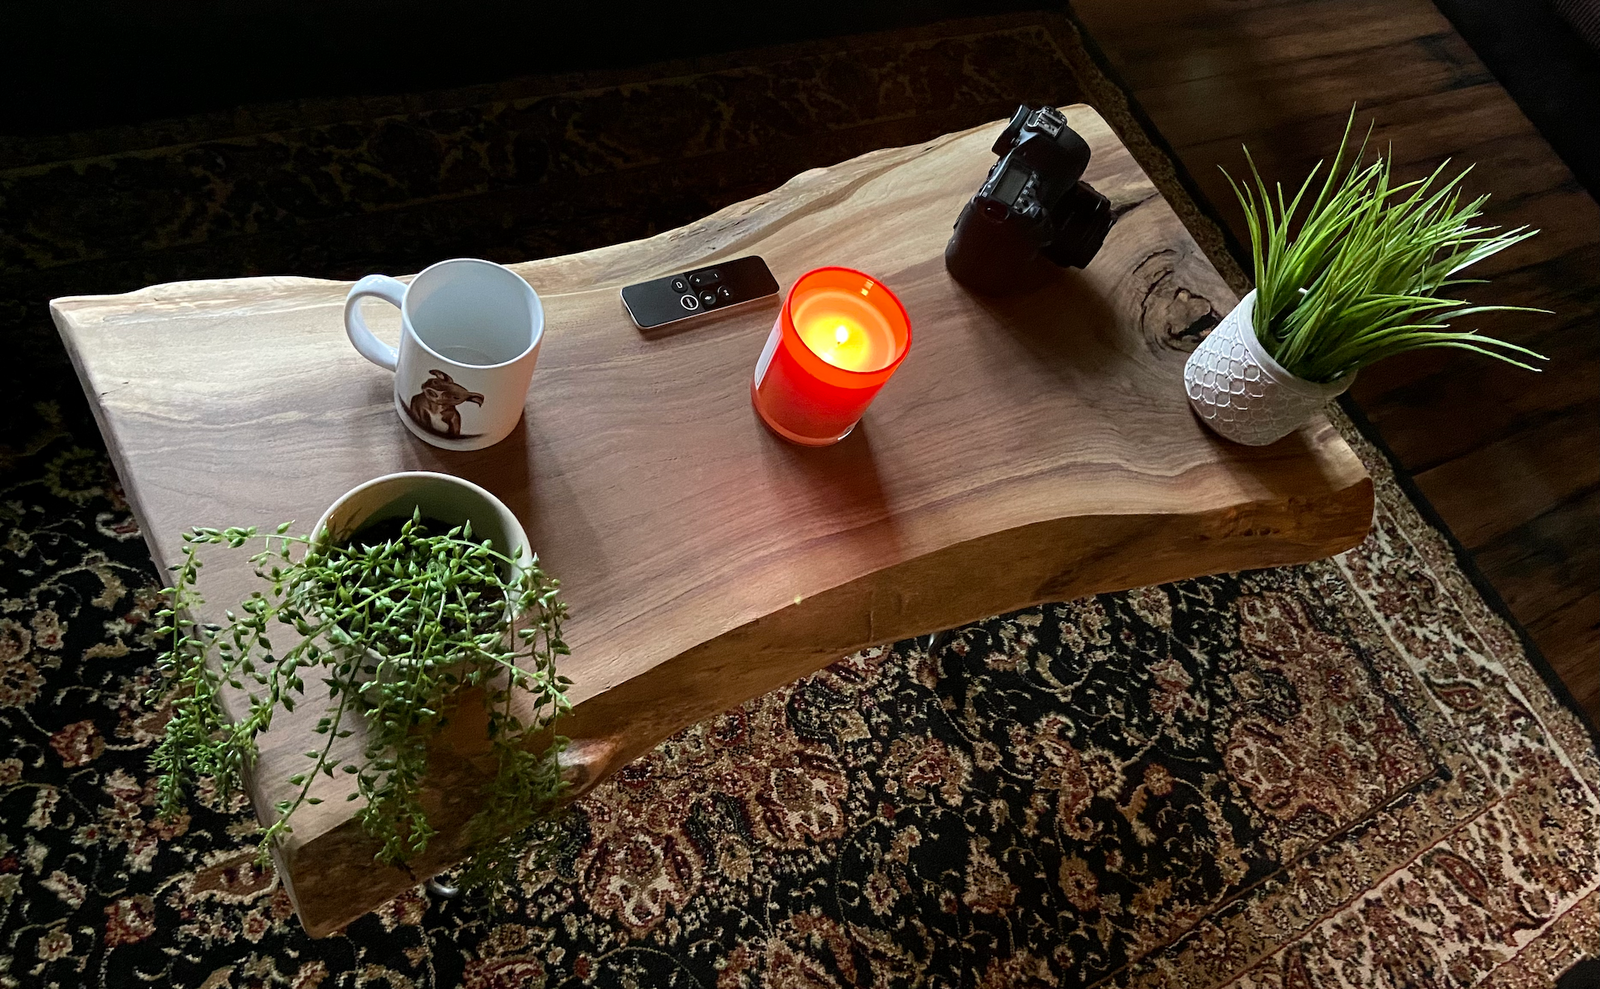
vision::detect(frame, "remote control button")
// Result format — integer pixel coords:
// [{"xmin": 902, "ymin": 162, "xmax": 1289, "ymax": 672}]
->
[
  {"xmin": 680, "ymin": 294, "xmax": 700, "ymax": 311},
  {"xmin": 699, "ymin": 291, "xmax": 718, "ymax": 308},
  {"xmin": 670, "ymin": 278, "xmax": 688, "ymax": 293},
  {"xmin": 717, "ymin": 285, "xmax": 733, "ymax": 300},
  {"xmin": 689, "ymin": 270, "xmax": 720, "ymax": 288}
]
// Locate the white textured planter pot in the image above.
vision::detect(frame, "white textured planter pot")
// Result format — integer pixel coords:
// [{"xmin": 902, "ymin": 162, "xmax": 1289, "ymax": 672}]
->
[{"xmin": 1183, "ymin": 291, "xmax": 1353, "ymax": 446}]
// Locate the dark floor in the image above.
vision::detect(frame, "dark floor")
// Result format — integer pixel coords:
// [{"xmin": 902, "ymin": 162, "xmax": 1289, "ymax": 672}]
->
[
  {"xmin": 1073, "ymin": 0, "xmax": 1600, "ymax": 724},
  {"xmin": 1432, "ymin": 0, "xmax": 1600, "ymax": 200}
]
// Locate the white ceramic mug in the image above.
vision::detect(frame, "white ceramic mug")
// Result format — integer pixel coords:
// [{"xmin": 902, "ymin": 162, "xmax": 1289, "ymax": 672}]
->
[{"xmin": 344, "ymin": 258, "xmax": 545, "ymax": 451}]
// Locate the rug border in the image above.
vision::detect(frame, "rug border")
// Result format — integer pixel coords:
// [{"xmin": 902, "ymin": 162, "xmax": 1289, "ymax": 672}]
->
[{"xmin": 1054, "ymin": 1, "xmax": 1600, "ymax": 749}]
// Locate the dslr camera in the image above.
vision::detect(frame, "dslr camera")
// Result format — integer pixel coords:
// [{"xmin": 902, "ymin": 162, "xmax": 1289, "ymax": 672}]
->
[{"xmin": 944, "ymin": 105, "xmax": 1114, "ymax": 295}]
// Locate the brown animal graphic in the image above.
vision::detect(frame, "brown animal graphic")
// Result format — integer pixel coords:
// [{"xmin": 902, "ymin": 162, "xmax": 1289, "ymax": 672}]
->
[{"xmin": 405, "ymin": 369, "xmax": 484, "ymax": 439}]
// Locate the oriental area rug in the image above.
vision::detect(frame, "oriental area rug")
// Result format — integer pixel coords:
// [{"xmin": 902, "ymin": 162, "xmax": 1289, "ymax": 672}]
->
[{"xmin": 1, "ymin": 10, "xmax": 1597, "ymax": 989}]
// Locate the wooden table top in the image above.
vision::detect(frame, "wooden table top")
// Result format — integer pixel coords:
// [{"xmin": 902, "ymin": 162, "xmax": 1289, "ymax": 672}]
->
[{"xmin": 51, "ymin": 105, "xmax": 1372, "ymax": 936}]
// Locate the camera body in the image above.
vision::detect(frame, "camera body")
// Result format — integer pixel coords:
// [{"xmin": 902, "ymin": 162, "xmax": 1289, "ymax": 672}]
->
[{"xmin": 944, "ymin": 105, "xmax": 1114, "ymax": 295}]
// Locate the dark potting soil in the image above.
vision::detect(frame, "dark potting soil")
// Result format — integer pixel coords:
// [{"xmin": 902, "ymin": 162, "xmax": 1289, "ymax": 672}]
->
[{"xmin": 350, "ymin": 515, "xmax": 460, "ymax": 550}]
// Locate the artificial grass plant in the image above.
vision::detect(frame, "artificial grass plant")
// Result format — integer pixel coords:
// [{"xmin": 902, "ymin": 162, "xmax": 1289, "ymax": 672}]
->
[{"xmin": 1223, "ymin": 109, "xmax": 1548, "ymax": 384}]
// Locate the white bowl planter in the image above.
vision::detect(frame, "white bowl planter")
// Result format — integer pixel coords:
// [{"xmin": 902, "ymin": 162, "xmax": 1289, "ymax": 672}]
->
[
  {"xmin": 1183, "ymin": 290, "xmax": 1354, "ymax": 446},
  {"xmin": 312, "ymin": 471, "xmax": 531, "ymax": 686},
  {"xmin": 313, "ymin": 471, "xmax": 529, "ymax": 572}
]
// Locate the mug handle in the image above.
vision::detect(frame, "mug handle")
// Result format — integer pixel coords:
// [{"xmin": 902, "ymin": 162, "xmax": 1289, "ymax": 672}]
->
[{"xmin": 343, "ymin": 274, "xmax": 406, "ymax": 371}]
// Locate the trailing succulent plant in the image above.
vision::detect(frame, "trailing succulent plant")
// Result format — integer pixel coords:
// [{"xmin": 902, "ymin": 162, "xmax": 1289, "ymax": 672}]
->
[
  {"xmin": 1225, "ymin": 109, "xmax": 1547, "ymax": 384},
  {"xmin": 149, "ymin": 510, "xmax": 571, "ymax": 898}
]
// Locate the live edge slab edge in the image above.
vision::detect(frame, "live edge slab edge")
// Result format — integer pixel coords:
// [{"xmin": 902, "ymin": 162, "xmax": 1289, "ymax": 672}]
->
[{"xmin": 50, "ymin": 106, "xmax": 1373, "ymax": 937}]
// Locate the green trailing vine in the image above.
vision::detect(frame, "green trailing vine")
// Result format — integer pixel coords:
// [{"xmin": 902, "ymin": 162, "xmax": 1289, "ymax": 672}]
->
[
  {"xmin": 148, "ymin": 511, "xmax": 571, "ymax": 897},
  {"xmin": 1224, "ymin": 108, "xmax": 1548, "ymax": 384}
]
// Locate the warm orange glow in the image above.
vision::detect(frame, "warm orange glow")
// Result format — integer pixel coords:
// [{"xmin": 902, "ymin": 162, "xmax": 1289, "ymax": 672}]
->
[
  {"xmin": 793, "ymin": 289, "xmax": 896, "ymax": 372},
  {"xmin": 751, "ymin": 266, "xmax": 911, "ymax": 446}
]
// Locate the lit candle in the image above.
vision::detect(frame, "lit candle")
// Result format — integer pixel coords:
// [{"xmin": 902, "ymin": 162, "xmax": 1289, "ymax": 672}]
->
[
  {"xmin": 751, "ymin": 267, "xmax": 911, "ymax": 446},
  {"xmin": 793, "ymin": 293, "xmax": 896, "ymax": 372}
]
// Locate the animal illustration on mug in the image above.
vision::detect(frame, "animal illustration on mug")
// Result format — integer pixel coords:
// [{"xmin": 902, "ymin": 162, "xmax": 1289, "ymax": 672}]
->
[{"xmin": 405, "ymin": 369, "xmax": 484, "ymax": 439}]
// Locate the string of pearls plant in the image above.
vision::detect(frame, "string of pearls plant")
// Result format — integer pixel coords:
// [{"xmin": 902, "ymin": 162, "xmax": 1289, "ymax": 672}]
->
[{"xmin": 148, "ymin": 510, "xmax": 571, "ymax": 897}]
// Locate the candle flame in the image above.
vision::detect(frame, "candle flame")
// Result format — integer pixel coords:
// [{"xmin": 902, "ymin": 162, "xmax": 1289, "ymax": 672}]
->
[{"xmin": 834, "ymin": 325, "xmax": 850, "ymax": 344}]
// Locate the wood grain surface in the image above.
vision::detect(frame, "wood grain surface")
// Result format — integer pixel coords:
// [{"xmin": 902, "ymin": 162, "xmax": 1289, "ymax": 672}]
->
[
  {"xmin": 51, "ymin": 106, "xmax": 1373, "ymax": 936},
  {"xmin": 1073, "ymin": 0, "xmax": 1600, "ymax": 724}
]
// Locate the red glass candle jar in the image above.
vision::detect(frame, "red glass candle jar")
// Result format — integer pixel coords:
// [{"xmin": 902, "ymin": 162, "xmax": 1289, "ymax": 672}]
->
[{"xmin": 750, "ymin": 267, "xmax": 911, "ymax": 446}]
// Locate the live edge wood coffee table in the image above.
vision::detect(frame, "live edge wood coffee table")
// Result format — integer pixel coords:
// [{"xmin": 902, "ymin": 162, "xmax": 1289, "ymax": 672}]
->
[{"xmin": 52, "ymin": 106, "xmax": 1372, "ymax": 936}]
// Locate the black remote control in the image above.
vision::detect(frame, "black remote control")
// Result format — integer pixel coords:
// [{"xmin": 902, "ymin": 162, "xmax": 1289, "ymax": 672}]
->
[{"xmin": 621, "ymin": 255, "xmax": 780, "ymax": 330}]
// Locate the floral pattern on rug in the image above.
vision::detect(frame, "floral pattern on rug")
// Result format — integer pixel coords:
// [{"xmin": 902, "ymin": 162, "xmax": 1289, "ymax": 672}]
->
[{"xmin": 0, "ymin": 396, "xmax": 1595, "ymax": 989}]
